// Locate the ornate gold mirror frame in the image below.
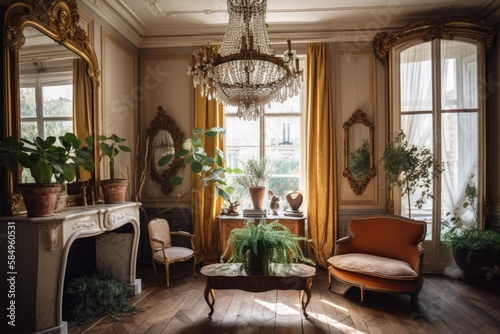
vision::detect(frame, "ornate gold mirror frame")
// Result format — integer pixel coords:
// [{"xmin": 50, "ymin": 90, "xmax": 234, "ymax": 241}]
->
[
  {"xmin": 3, "ymin": 0, "xmax": 100, "ymax": 213},
  {"xmin": 146, "ymin": 106, "xmax": 185, "ymax": 195},
  {"xmin": 343, "ymin": 109, "xmax": 375, "ymax": 195}
]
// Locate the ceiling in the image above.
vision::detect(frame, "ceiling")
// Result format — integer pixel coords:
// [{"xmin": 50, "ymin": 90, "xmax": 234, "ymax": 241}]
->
[{"xmin": 82, "ymin": 0, "xmax": 500, "ymax": 47}]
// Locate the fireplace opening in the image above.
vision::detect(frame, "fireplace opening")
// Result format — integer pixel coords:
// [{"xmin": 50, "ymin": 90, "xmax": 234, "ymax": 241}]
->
[
  {"xmin": 61, "ymin": 223, "xmax": 136, "ymax": 322},
  {"xmin": 62, "ymin": 236, "xmax": 97, "ymax": 320}
]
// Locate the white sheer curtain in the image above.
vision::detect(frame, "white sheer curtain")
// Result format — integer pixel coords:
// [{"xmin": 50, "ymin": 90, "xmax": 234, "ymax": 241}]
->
[
  {"xmin": 400, "ymin": 42, "xmax": 434, "ymax": 219},
  {"xmin": 440, "ymin": 40, "xmax": 478, "ymax": 229},
  {"xmin": 398, "ymin": 40, "xmax": 478, "ymax": 229}
]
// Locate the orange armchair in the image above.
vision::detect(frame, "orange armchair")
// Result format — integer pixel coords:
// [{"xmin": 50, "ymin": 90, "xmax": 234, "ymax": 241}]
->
[{"xmin": 327, "ymin": 215, "xmax": 426, "ymax": 310}]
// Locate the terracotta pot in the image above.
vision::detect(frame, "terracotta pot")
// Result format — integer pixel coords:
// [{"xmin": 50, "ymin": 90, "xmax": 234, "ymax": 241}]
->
[
  {"xmin": 248, "ymin": 186, "xmax": 266, "ymax": 209},
  {"xmin": 101, "ymin": 179, "xmax": 128, "ymax": 204},
  {"xmin": 18, "ymin": 183, "xmax": 61, "ymax": 218}
]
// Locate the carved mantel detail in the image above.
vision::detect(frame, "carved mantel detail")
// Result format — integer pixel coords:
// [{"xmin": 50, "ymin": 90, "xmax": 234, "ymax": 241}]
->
[{"xmin": 41, "ymin": 223, "xmax": 61, "ymax": 251}]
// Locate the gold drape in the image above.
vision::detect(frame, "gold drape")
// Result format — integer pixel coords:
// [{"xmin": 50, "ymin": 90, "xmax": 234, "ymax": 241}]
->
[
  {"xmin": 306, "ymin": 43, "xmax": 337, "ymax": 268},
  {"xmin": 192, "ymin": 87, "xmax": 224, "ymax": 264},
  {"xmin": 72, "ymin": 59, "xmax": 92, "ymax": 181}
]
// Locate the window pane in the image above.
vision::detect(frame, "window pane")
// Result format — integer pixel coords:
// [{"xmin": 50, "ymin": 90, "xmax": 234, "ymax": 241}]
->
[
  {"xmin": 400, "ymin": 113, "xmax": 434, "ymax": 229},
  {"xmin": 440, "ymin": 112, "xmax": 478, "ymax": 235},
  {"xmin": 265, "ymin": 94, "xmax": 301, "ymax": 114},
  {"xmin": 44, "ymin": 121, "xmax": 73, "ymax": 138},
  {"xmin": 400, "ymin": 42, "xmax": 432, "ymax": 112},
  {"xmin": 265, "ymin": 116, "xmax": 301, "ymax": 146},
  {"xmin": 20, "ymin": 87, "xmax": 36, "ymax": 117},
  {"xmin": 42, "ymin": 84, "xmax": 72, "ymax": 117},
  {"xmin": 441, "ymin": 40, "xmax": 477, "ymax": 110},
  {"xmin": 20, "ymin": 122, "xmax": 38, "ymax": 141}
]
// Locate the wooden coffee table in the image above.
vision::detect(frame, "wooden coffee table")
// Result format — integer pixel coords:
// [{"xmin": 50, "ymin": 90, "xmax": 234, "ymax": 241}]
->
[{"xmin": 200, "ymin": 263, "xmax": 316, "ymax": 318}]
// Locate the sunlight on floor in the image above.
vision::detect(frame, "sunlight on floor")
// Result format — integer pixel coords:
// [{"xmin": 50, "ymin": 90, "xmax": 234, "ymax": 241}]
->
[{"xmin": 254, "ymin": 299, "xmax": 301, "ymax": 315}]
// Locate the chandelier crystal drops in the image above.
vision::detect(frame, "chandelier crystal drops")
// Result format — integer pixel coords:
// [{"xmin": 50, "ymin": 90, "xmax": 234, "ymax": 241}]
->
[{"xmin": 188, "ymin": 0, "xmax": 303, "ymax": 121}]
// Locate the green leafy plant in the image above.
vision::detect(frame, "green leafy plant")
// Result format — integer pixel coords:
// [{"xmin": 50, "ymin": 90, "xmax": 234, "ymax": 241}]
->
[
  {"xmin": 222, "ymin": 219, "xmax": 315, "ymax": 270},
  {"xmin": 235, "ymin": 156, "xmax": 267, "ymax": 188},
  {"xmin": 443, "ymin": 229, "xmax": 500, "ymax": 263},
  {"xmin": 66, "ymin": 270, "xmax": 139, "ymax": 326},
  {"xmin": 157, "ymin": 127, "xmax": 234, "ymax": 200},
  {"xmin": 59, "ymin": 133, "xmax": 95, "ymax": 182},
  {"xmin": 98, "ymin": 134, "xmax": 132, "ymax": 180},
  {"xmin": 380, "ymin": 130, "xmax": 444, "ymax": 218},
  {"xmin": 349, "ymin": 139, "xmax": 370, "ymax": 179},
  {"xmin": 0, "ymin": 135, "xmax": 76, "ymax": 183}
]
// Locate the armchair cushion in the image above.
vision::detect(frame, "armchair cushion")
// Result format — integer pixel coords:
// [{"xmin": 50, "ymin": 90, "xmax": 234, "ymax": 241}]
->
[{"xmin": 328, "ymin": 253, "xmax": 418, "ymax": 280}]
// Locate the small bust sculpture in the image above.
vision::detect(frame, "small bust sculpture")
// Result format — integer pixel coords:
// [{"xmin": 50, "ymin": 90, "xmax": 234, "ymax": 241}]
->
[{"xmin": 268, "ymin": 190, "xmax": 280, "ymax": 216}]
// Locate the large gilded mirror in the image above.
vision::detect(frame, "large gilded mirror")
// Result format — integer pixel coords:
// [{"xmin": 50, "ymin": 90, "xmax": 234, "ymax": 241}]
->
[
  {"xmin": 3, "ymin": 0, "xmax": 100, "ymax": 212},
  {"xmin": 343, "ymin": 109, "xmax": 375, "ymax": 195},
  {"xmin": 146, "ymin": 106, "xmax": 185, "ymax": 195}
]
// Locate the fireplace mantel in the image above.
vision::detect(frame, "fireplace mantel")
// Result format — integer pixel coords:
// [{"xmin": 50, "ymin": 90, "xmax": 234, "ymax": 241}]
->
[{"xmin": 0, "ymin": 202, "xmax": 142, "ymax": 334}]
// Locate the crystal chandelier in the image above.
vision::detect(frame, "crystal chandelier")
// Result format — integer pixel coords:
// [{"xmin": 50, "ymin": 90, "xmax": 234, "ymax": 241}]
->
[{"xmin": 188, "ymin": 0, "xmax": 303, "ymax": 121}]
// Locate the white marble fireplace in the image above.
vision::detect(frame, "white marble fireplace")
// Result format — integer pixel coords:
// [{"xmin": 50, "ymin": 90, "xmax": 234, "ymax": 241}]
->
[{"xmin": 0, "ymin": 202, "xmax": 142, "ymax": 334}]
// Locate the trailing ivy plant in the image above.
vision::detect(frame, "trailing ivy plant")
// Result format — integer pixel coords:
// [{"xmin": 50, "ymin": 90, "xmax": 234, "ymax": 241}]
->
[
  {"xmin": 222, "ymin": 219, "xmax": 315, "ymax": 269},
  {"xmin": 66, "ymin": 270, "xmax": 139, "ymax": 326},
  {"xmin": 380, "ymin": 130, "xmax": 444, "ymax": 218}
]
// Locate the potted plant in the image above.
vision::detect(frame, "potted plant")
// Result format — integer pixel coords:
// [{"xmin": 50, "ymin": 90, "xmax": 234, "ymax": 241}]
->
[
  {"xmin": 380, "ymin": 130, "xmax": 444, "ymax": 218},
  {"xmin": 235, "ymin": 157, "xmax": 268, "ymax": 209},
  {"xmin": 157, "ymin": 127, "xmax": 234, "ymax": 201},
  {"xmin": 0, "ymin": 135, "xmax": 76, "ymax": 217},
  {"xmin": 60, "ymin": 133, "xmax": 95, "ymax": 195},
  {"xmin": 442, "ymin": 174, "xmax": 500, "ymax": 281},
  {"xmin": 98, "ymin": 134, "xmax": 132, "ymax": 203},
  {"xmin": 222, "ymin": 219, "xmax": 314, "ymax": 273}
]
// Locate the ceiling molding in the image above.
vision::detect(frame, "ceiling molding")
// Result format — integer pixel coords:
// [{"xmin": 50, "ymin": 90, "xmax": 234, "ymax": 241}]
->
[
  {"xmin": 81, "ymin": 0, "xmax": 141, "ymax": 46},
  {"xmin": 138, "ymin": 30, "xmax": 380, "ymax": 49}
]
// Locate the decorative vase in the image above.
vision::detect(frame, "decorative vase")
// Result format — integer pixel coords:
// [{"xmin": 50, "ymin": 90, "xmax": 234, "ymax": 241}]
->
[
  {"xmin": 245, "ymin": 242, "xmax": 265, "ymax": 273},
  {"xmin": 18, "ymin": 183, "xmax": 62, "ymax": 218},
  {"xmin": 248, "ymin": 186, "xmax": 266, "ymax": 210},
  {"xmin": 101, "ymin": 179, "xmax": 128, "ymax": 204},
  {"xmin": 286, "ymin": 191, "xmax": 303, "ymax": 211}
]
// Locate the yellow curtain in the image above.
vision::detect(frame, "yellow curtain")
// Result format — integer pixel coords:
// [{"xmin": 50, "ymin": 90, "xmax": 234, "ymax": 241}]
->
[
  {"xmin": 192, "ymin": 87, "xmax": 224, "ymax": 264},
  {"xmin": 72, "ymin": 59, "xmax": 92, "ymax": 181},
  {"xmin": 306, "ymin": 43, "xmax": 337, "ymax": 268}
]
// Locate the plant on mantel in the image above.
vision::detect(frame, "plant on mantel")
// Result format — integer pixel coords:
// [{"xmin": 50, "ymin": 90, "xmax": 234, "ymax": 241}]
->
[{"xmin": 98, "ymin": 134, "xmax": 132, "ymax": 180}]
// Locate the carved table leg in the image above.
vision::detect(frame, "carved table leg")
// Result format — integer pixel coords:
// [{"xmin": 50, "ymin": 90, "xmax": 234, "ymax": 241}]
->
[
  {"xmin": 204, "ymin": 282, "xmax": 215, "ymax": 318},
  {"xmin": 300, "ymin": 277, "xmax": 313, "ymax": 318}
]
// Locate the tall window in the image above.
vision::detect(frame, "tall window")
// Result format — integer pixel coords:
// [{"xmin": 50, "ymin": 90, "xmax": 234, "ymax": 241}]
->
[
  {"xmin": 20, "ymin": 78, "xmax": 73, "ymax": 141},
  {"xmin": 19, "ymin": 76, "xmax": 73, "ymax": 182},
  {"xmin": 224, "ymin": 90, "xmax": 305, "ymax": 211},
  {"xmin": 394, "ymin": 38, "xmax": 483, "ymax": 243}
]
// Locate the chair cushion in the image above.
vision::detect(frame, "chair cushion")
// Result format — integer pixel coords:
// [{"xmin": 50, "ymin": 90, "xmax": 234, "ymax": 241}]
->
[
  {"xmin": 153, "ymin": 246, "xmax": 194, "ymax": 262},
  {"xmin": 328, "ymin": 253, "xmax": 417, "ymax": 280}
]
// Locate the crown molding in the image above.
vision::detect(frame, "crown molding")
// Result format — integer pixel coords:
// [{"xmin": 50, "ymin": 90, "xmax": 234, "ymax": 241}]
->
[
  {"xmin": 138, "ymin": 30, "xmax": 379, "ymax": 49},
  {"xmin": 80, "ymin": 0, "xmax": 141, "ymax": 46}
]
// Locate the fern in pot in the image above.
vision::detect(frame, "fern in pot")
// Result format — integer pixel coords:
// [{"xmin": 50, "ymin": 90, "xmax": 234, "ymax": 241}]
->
[{"xmin": 222, "ymin": 219, "xmax": 315, "ymax": 273}]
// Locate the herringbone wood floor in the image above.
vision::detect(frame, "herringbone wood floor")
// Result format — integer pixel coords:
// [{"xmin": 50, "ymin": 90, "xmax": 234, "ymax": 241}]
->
[{"xmin": 68, "ymin": 262, "xmax": 500, "ymax": 334}]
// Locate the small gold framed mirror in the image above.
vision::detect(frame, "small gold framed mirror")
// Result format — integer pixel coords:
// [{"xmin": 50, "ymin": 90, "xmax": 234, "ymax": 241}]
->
[
  {"xmin": 343, "ymin": 109, "xmax": 375, "ymax": 195},
  {"xmin": 146, "ymin": 106, "xmax": 185, "ymax": 195}
]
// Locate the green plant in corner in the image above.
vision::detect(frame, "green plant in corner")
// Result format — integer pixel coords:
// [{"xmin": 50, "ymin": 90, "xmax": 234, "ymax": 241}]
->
[
  {"xmin": 222, "ymin": 219, "xmax": 315, "ymax": 271},
  {"xmin": 157, "ymin": 127, "xmax": 235, "ymax": 200},
  {"xmin": 380, "ymin": 130, "xmax": 444, "ymax": 218},
  {"xmin": 98, "ymin": 134, "xmax": 132, "ymax": 180},
  {"xmin": 442, "ymin": 173, "xmax": 500, "ymax": 265}
]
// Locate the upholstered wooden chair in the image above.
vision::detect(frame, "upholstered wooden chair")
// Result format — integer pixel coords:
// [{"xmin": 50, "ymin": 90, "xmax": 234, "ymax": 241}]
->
[{"xmin": 148, "ymin": 218, "xmax": 196, "ymax": 287}]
